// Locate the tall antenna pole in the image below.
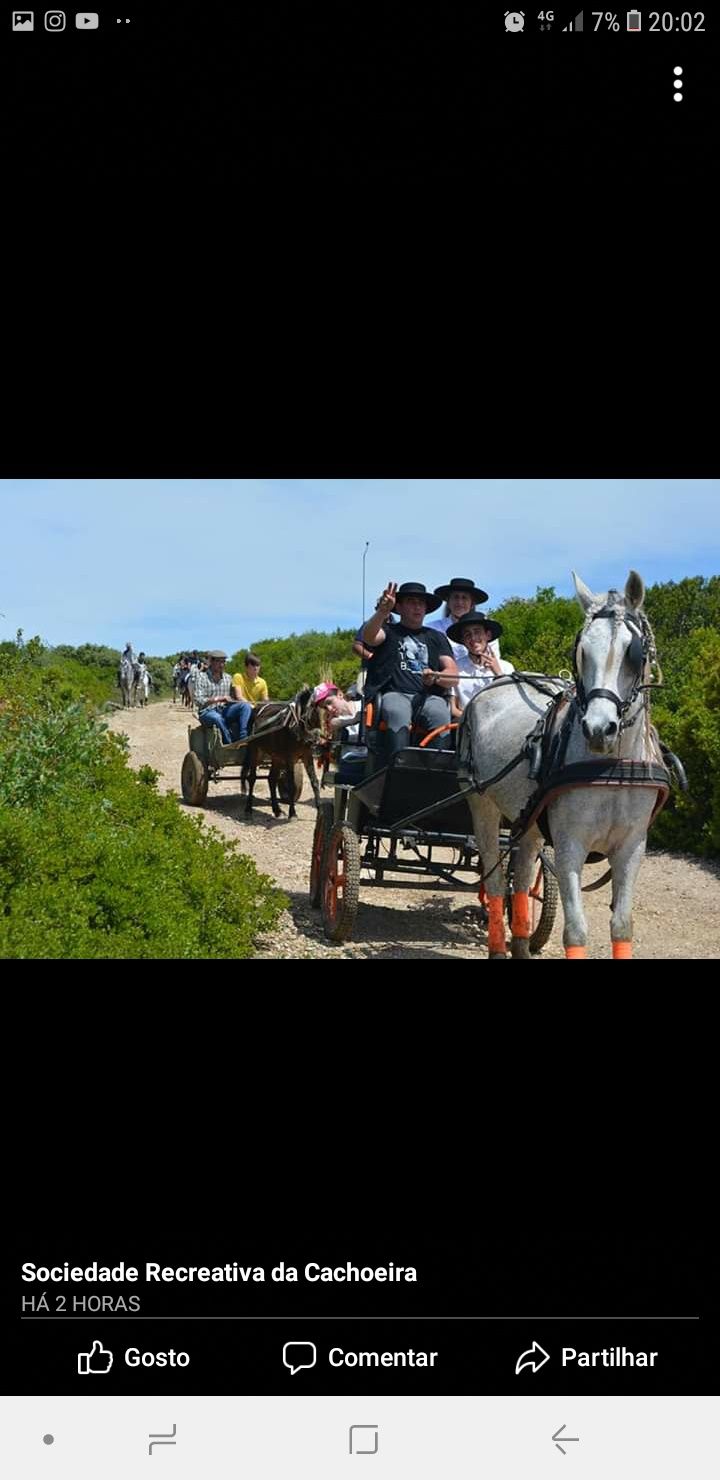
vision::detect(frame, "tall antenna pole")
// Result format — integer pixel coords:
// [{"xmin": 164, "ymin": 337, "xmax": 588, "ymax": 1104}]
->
[{"xmin": 362, "ymin": 541, "xmax": 370, "ymax": 624}]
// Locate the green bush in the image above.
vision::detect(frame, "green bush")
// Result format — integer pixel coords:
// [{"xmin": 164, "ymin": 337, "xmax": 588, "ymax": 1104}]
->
[
  {"xmin": 0, "ymin": 660, "xmax": 287, "ymax": 958},
  {"xmin": 229, "ymin": 629, "xmax": 360, "ymax": 698},
  {"xmin": 1, "ymin": 633, "xmax": 119, "ymax": 709},
  {"xmin": 490, "ymin": 587, "xmax": 580, "ymax": 675},
  {"xmin": 144, "ymin": 656, "xmax": 173, "ymax": 698},
  {"xmin": 648, "ymin": 628, "xmax": 720, "ymax": 855}
]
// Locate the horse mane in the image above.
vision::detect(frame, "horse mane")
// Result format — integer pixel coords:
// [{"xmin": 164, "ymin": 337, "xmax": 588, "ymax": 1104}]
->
[
  {"xmin": 293, "ymin": 685, "xmax": 314, "ymax": 712},
  {"xmin": 583, "ymin": 590, "xmax": 633, "ymax": 638},
  {"xmin": 580, "ymin": 589, "xmax": 659, "ymax": 672}
]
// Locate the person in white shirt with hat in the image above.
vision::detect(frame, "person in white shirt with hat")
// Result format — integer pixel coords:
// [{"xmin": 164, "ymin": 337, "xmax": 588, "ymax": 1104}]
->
[{"xmin": 445, "ymin": 611, "xmax": 515, "ymax": 717}]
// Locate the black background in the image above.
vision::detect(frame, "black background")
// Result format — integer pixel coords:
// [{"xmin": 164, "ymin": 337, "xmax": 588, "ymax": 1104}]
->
[
  {"xmin": 3, "ymin": 2, "xmax": 716, "ymax": 478},
  {"xmin": 2, "ymin": 4, "xmax": 716, "ymax": 182}
]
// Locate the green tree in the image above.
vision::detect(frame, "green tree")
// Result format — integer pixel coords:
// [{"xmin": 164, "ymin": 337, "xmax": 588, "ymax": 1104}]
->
[{"xmin": 0, "ymin": 637, "xmax": 288, "ymax": 958}]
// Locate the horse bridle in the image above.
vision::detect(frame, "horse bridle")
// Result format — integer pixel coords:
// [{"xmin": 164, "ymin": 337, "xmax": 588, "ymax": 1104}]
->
[{"xmin": 573, "ymin": 607, "xmax": 654, "ymax": 729}]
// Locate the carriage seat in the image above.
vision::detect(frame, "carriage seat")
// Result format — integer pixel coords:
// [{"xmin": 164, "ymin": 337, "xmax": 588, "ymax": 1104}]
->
[{"xmin": 362, "ymin": 696, "xmax": 457, "ymax": 752}]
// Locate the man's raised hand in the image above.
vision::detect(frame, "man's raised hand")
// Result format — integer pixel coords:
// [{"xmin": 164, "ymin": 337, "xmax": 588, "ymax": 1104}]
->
[{"xmin": 376, "ymin": 581, "xmax": 398, "ymax": 615}]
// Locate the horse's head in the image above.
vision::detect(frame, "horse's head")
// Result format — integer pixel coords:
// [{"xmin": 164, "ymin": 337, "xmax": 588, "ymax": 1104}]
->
[
  {"xmin": 293, "ymin": 685, "xmax": 324, "ymax": 741},
  {"xmin": 572, "ymin": 570, "xmax": 653, "ymax": 754}
]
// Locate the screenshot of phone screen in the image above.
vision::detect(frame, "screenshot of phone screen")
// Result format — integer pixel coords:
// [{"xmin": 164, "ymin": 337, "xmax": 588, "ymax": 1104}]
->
[{"xmin": 1, "ymin": 4, "xmax": 716, "ymax": 1478}]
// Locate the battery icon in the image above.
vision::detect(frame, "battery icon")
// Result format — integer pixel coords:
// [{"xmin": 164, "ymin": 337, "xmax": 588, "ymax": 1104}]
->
[{"xmin": 627, "ymin": 11, "xmax": 641, "ymax": 28}]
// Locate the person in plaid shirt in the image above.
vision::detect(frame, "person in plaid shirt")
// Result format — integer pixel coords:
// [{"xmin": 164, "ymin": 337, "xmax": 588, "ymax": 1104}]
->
[{"xmin": 195, "ymin": 650, "xmax": 252, "ymax": 745}]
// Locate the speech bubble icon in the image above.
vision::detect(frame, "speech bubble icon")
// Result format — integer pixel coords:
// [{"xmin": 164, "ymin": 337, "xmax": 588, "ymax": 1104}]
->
[{"xmin": 283, "ymin": 1341, "xmax": 317, "ymax": 1375}]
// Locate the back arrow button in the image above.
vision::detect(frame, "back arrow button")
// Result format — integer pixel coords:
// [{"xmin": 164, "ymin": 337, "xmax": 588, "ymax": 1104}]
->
[{"xmin": 552, "ymin": 1424, "xmax": 580, "ymax": 1455}]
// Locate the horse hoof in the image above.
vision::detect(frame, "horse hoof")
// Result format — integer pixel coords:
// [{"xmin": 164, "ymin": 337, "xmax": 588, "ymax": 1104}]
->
[
  {"xmin": 272, "ymin": 807, "xmax": 282, "ymax": 819},
  {"xmin": 488, "ymin": 951, "xmax": 508, "ymax": 960},
  {"xmin": 511, "ymin": 938, "xmax": 531, "ymax": 960}
]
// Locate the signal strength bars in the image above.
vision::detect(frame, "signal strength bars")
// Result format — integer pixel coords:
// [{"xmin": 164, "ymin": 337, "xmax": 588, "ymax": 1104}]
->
[{"xmin": 562, "ymin": 10, "xmax": 584, "ymax": 27}]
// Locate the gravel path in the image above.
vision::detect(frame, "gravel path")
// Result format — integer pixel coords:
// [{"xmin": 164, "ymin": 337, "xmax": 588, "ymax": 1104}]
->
[{"xmin": 108, "ymin": 703, "xmax": 720, "ymax": 960}]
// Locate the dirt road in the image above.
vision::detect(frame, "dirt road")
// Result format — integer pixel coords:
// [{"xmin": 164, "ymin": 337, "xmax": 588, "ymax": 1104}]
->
[{"xmin": 108, "ymin": 703, "xmax": 720, "ymax": 960}]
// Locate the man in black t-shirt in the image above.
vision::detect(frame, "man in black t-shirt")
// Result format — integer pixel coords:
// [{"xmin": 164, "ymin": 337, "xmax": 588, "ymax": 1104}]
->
[{"xmin": 362, "ymin": 581, "xmax": 458, "ymax": 758}]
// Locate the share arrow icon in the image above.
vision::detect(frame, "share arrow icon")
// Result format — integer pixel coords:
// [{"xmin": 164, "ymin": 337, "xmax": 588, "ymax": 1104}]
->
[{"xmin": 515, "ymin": 1340, "xmax": 551, "ymax": 1374}]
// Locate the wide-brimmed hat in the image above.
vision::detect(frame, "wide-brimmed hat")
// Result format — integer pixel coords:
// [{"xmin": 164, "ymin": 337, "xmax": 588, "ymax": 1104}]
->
[
  {"xmin": 207, "ymin": 649, "xmax": 228, "ymax": 660},
  {"xmin": 395, "ymin": 582, "xmax": 442, "ymax": 613},
  {"xmin": 434, "ymin": 576, "xmax": 489, "ymax": 604},
  {"xmin": 446, "ymin": 610, "xmax": 503, "ymax": 644}
]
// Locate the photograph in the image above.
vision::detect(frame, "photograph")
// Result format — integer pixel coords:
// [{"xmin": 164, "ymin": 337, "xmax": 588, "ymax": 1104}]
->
[{"xmin": 1, "ymin": 478, "xmax": 718, "ymax": 961}]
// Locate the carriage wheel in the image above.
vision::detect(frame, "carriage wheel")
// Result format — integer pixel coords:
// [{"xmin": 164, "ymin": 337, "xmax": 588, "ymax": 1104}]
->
[
  {"xmin": 181, "ymin": 750, "xmax": 208, "ymax": 805},
  {"xmin": 309, "ymin": 801, "xmax": 334, "ymax": 907},
  {"xmin": 528, "ymin": 849, "xmax": 559, "ymax": 953},
  {"xmin": 321, "ymin": 822, "xmax": 361, "ymax": 942},
  {"xmin": 278, "ymin": 762, "xmax": 305, "ymax": 803}
]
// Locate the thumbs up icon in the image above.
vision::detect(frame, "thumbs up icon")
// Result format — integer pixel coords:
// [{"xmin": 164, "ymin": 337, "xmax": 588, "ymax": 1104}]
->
[{"xmin": 78, "ymin": 1340, "xmax": 114, "ymax": 1375}]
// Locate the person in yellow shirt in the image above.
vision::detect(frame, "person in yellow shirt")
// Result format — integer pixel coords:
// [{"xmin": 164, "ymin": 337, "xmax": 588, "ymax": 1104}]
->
[{"xmin": 231, "ymin": 654, "xmax": 269, "ymax": 706}]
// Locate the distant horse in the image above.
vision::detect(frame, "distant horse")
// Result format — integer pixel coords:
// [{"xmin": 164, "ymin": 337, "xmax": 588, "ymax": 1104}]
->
[
  {"xmin": 118, "ymin": 656, "xmax": 136, "ymax": 708},
  {"xmin": 459, "ymin": 571, "xmax": 673, "ymax": 960},
  {"xmin": 243, "ymin": 687, "xmax": 322, "ymax": 819},
  {"xmin": 178, "ymin": 668, "xmax": 193, "ymax": 708},
  {"xmin": 185, "ymin": 665, "xmax": 199, "ymax": 710},
  {"xmin": 133, "ymin": 662, "xmax": 151, "ymax": 707}
]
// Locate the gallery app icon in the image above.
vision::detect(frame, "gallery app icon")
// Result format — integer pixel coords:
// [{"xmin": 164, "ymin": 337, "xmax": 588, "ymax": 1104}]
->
[{"xmin": 12, "ymin": 11, "xmax": 35, "ymax": 28}]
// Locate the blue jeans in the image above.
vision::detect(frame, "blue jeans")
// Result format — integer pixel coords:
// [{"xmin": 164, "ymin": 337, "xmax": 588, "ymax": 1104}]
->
[
  {"xmin": 200, "ymin": 706, "xmax": 240, "ymax": 745},
  {"xmin": 224, "ymin": 700, "xmax": 253, "ymax": 742}
]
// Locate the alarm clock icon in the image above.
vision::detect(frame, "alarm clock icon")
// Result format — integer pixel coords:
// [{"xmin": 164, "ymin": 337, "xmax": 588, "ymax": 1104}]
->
[{"xmin": 505, "ymin": 10, "xmax": 525, "ymax": 29}]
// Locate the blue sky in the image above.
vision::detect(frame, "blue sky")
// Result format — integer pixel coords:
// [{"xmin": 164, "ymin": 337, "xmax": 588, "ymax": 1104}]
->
[{"xmin": 1, "ymin": 479, "xmax": 718, "ymax": 655}]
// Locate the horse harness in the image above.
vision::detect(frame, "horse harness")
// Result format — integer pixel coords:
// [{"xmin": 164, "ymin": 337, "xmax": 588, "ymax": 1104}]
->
[
  {"xmin": 385, "ymin": 615, "xmax": 686, "ymax": 889},
  {"xmin": 463, "ymin": 632, "xmax": 682, "ymax": 881},
  {"xmin": 247, "ymin": 696, "xmax": 320, "ymax": 747},
  {"xmin": 572, "ymin": 604, "xmax": 654, "ymax": 731}
]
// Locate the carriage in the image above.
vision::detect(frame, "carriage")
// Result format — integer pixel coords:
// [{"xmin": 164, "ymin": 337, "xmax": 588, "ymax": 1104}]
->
[
  {"xmin": 180, "ymin": 722, "xmax": 305, "ymax": 807},
  {"xmin": 308, "ymin": 740, "xmax": 558, "ymax": 948}
]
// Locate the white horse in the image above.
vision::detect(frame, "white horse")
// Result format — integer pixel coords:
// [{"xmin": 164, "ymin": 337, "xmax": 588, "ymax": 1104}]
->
[
  {"xmin": 134, "ymin": 662, "xmax": 151, "ymax": 707},
  {"xmin": 118, "ymin": 655, "xmax": 136, "ymax": 708},
  {"xmin": 459, "ymin": 571, "xmax": 671, "ymax": 960}
]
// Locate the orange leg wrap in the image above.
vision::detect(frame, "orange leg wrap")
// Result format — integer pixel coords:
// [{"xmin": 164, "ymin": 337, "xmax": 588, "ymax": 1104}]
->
[
  {"xmin": 487, "ymin": 896, "xmax": 507, "ymax": 957},
  {"xmin": 565, "ymin": 945, "xmax": 587, "ymax": 959},
  {"xmin": 612, "ymin": 940, "xmax": 633, "ymax": 959},
  {"xmin": 511, "ymin": 890, "xmax": 530, "ymax": 939}
]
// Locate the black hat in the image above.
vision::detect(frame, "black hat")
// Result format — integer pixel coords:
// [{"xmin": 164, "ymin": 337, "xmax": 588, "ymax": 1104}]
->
[
  {"xmin": 446, "ymin": 610, "xmax": 503, "ymax": 644},
  {"xmin": 395, "ymin": 582, "xmax": 443, "ymax": 614},
  {"xmin": 434, "ymin": 576, "xmax": 489, "ymax": 604}
]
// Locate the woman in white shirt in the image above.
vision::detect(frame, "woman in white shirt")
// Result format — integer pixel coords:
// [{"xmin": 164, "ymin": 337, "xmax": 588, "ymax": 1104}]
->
[{"xmin": 445, "ymin": 611, "xmax": 514, "ymax": 717}]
